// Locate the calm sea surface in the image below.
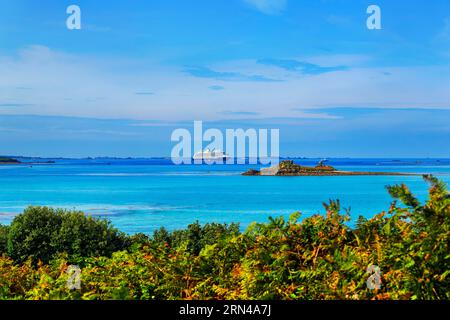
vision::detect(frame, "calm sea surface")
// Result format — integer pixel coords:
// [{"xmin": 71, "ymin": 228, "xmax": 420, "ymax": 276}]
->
[{"xmin": 1, "ymin": 158, "xmax": 449, "ymax": 234}]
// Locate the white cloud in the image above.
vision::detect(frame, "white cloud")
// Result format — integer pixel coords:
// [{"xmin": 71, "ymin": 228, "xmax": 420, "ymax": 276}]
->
[
  {"xmin": 1, "ymin": 45, "xmax": 450, "ymax": 123},
  {"xmin": 303, "ymin": 54, "xmax": 371, "ymax": 68},
  {"xmin": 243, "ymin": 0, "xmax": 287, "ymax": 15}
]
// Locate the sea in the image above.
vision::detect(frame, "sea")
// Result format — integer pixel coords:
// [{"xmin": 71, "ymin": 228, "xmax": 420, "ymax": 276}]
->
[{"xmin": 1, "ymin": 158, "xmax": 449, "ymax": 234}]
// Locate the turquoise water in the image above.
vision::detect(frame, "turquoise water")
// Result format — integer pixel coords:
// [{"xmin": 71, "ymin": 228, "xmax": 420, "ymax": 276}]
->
[{"xmin": 1, "ymin": 158, "xmax": 449, "ymax": 234}]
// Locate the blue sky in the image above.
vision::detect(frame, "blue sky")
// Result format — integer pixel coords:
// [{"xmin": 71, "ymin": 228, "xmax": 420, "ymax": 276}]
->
[{"xmin": 1, "ymin": 0, "xmax": 450, "ymax": 157}]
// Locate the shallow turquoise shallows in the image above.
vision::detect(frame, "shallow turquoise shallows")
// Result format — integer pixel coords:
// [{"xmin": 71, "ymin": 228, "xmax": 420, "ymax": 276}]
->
[{"xmin": 1, "ymin": 158, "xmax": 449, "ymax": 234}]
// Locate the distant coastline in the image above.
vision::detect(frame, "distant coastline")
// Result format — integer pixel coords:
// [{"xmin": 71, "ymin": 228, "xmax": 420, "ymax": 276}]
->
[
  {"xmin": 0, "ymin": 157, "xmax": 21, "ymax": 165},
  {"xmin": 1, "ymin": 155, "xmax": 450, "ymax": 168},
  {"xmin": 2, "ymin": 155, "xmax": 450, "ymax": 162},
  {"xmin": 0, "ymin": 157, "xmax": 55, "ymax": 165}
]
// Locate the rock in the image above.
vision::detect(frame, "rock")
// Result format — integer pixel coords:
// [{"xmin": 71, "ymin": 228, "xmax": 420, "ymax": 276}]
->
[
  {"xmin": 261, "ymin": 165, "xmax": 279, "ymax": 176},
  {"xmin": 242, "ymin": 169, "xmax": 261, "ymax": 176}
]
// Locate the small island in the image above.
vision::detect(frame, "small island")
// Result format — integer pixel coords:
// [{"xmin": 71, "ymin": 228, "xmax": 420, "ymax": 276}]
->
[
  {"xmin": 242, "ymin": 160, "xmax": 416, "ymax": 176},
  {"xmin": 0, "ymin": 157, "xmax": 55, "ymax": 165},
  {"xmin": 0, "ymin": 157, "xmax": 21, "ymax": 165}
]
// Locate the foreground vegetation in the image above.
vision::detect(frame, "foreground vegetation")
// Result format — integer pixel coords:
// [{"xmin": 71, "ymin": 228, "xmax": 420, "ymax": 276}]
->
[{"xmin": 0, "ymin": 175, "xmax": 449, "ymax": 300}]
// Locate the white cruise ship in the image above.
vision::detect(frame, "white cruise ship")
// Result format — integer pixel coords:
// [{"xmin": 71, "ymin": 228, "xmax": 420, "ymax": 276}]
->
[{"xmin": 192, "ymin": 148, "xmax": 231, "ymax": 161}]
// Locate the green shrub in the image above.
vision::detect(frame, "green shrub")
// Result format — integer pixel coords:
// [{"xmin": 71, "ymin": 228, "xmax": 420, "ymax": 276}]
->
[
  {"xmin": 7, "ymin": 206, "xmax": 129, "ymax": 264},
  {"xmin": 0, "ymin": 225, "xmax": 9, "ymax": 255},
  {"xmin": 152, "ymin": 221, "xmax": 240, "ymax": 255}
]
